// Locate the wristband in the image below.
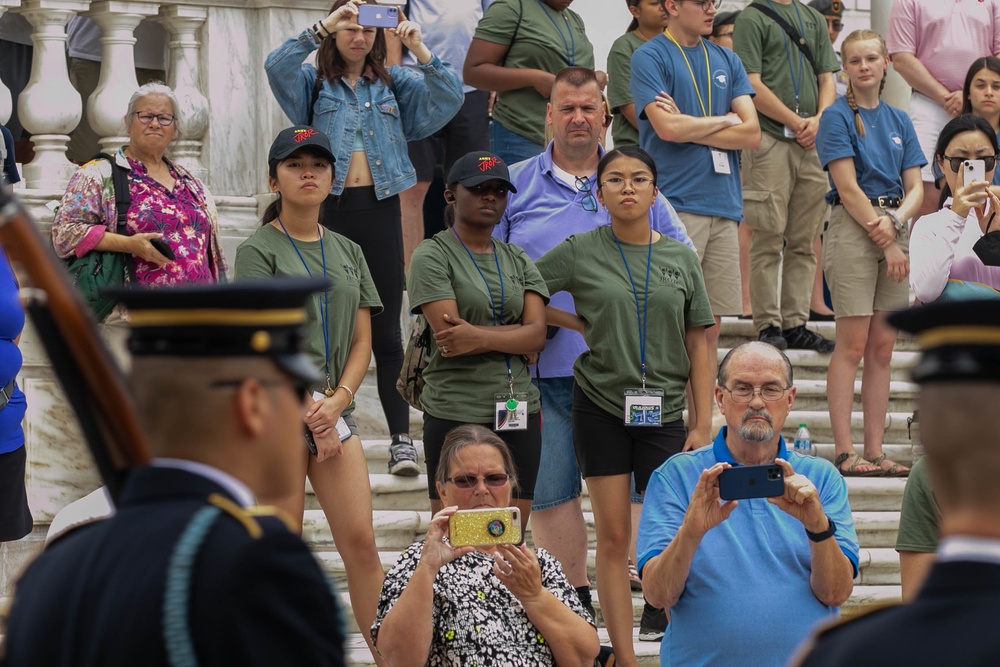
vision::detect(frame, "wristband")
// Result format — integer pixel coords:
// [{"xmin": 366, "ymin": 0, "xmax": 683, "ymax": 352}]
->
[{"xmin": 805, "ymin": 515, "xmax": 836, "ymax": 543}]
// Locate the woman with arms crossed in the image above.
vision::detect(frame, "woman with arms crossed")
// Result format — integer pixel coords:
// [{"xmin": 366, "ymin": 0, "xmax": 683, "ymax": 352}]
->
[
  {"xmin": 536, "ymin": 145, "xmax": 714, "ymax": 667},
  {"xmin": 816, "ymin": 30, "xmax": 924, "ymax": 478}
]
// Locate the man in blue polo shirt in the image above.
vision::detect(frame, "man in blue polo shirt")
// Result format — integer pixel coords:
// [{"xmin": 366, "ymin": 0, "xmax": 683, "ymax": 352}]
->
[
  {"xmin": 631, "ymin": 0, "xmax": 760, "ymax": 431},
  {"xmin": 637, "ymin": 341, "xmax": 858, "ymax": 666},
  {"xmin": 494, "ymin": 65, "xmax": 693, "ymax": 633}
]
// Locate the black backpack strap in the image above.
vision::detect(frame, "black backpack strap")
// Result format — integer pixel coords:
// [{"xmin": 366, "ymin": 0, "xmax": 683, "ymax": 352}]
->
[
  {"xmin": 745, "ymin": 2, "xmax": 818, "ymax": 76},
  {"xmin": 94, "ymin": 152, "xmax": 136, "ymax": 283}
]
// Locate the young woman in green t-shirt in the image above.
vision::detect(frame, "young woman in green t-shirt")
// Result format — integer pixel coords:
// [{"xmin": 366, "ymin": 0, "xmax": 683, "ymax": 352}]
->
[
  {"xmin": 536, "ymin": 145, "xmax": 715, "ymax": 667},
  {"xmin": 234, "ymin": 126, "xmax": 385, "ymax": 666},
  {"xmin": 406, "ymin": 151, "xmax": 548, "ymax": 526}
]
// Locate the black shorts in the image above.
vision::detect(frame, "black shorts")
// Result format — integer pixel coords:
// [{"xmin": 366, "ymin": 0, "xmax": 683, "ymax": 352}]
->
[
  {"xmin": 0, "ymin": 445, "xmax": 31, "ymax": 541},
  {"xmin": 408, "ymin": 90, "xmax": 490, "ymax": 182},
  {"xmin": 422, "ymin": 411, "xmax": 541, "ymax": 501},
  {"xmin": 571, "ymin": 383, "xmax": 686, "ymax": 494}
]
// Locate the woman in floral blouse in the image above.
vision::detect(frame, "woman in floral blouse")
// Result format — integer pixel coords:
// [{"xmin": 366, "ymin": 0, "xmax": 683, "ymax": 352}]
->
[
  {"xmin": 52, "ymin": 83, "xmax": 226, "ymax": 302},
  {"xmin": 372, "ymin": 425, "xmax": 599, "ymax": 667}
]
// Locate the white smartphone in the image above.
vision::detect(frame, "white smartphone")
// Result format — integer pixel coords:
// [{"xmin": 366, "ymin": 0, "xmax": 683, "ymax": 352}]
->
[{"xmin": 964, "ymin": 159, "xmax": 987, "ymax": 191}]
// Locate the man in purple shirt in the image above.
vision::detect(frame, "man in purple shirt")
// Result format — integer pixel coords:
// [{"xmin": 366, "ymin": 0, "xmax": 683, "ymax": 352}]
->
[{"xmin": 495, "ymin": 65, "xmax": 693, "ymax": 630}]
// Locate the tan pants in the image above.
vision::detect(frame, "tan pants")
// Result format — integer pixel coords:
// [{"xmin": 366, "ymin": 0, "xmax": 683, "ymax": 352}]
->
[{"xmin": 741, "ymin": 132, "xmax": 828, "ymax": 332}]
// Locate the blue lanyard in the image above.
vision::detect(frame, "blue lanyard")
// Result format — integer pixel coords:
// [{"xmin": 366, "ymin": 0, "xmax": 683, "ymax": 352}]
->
[
  {"xmin": 536, "ymin": 0, "xmax": 576, "ymax": 67},
  {"xmin": 611, "ymin": 227, "xmax": 653, "ymax": 389},
  {"xmin": 277, "ymin": 217, "xmax": 332, "ymax": 388},
  {"xmin": 450, "ymin": 228, "xmax": 515, "ymax": 396},
  {"xmin": 766, "ymin": 0, "xmax": 807, "ymax": 113}
]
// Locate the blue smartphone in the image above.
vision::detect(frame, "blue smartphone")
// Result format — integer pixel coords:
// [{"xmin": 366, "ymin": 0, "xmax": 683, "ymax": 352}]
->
[
  {"xmin": 718, "ymin": 464, "xmax": 784, "ymax": 501},
  {"xmin": 357, "ymin": 5, "xmax": 398, "ymax": 28}
]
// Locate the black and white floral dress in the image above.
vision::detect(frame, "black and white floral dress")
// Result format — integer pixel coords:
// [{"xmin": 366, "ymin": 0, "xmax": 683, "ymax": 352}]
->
[{"xmin": 371, "ymin": 541, "xmax": 594, "ymax": 666}]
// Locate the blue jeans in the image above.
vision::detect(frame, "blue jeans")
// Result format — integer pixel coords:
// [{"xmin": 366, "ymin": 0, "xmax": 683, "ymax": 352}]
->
[
  {"xmin": 531, "ymin": 376, "xmax": 581, "ymax": 510},
  {"xmin": 490, "ymin": 119, "xmax": 544, "ymax": 167}
]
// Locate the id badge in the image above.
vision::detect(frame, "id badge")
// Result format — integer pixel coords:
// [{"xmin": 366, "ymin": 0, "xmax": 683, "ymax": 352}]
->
[
  {"xmin": 783, "ymin": 111, "xmax": 810, "ymax": 139},
  {"xmin": 313, "ymin": 392, "xmax": 354, "ymax": 442},
  {"xmin": 624, "ymin": 388, "xmax": 664, "ymax": 427},
  {"xmin": 495, "ymin": 393, "xmax": 529, "ymax": 431},
  {"xmin": 711, "ymin": 149, "xmax": 731, "ymax": 175}
]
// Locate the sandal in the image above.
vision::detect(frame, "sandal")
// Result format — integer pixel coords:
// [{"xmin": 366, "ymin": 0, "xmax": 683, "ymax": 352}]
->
[
  {"xmin": 628, "ymin": 558, "xmax": 642, "ymax": 591},
  {"xmin": 834, "ymin": 452, "xmax": 883, "ymax": 477},
  {"xmin": 870, "ymin": 454, "xmax": 910, "ymax": 477}
]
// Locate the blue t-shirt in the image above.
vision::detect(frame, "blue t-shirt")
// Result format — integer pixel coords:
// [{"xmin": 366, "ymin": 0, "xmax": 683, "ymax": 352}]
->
[
  {"xmin": 630, "ymin": 34, "xmax": 755, "ymax": 222},
  {"xmin": 494, "ymin": 142, "xmax": 695, "ymax": 378},
  {"xmin": 0, "ymin": 248, "xmax": 26, "ymax": 453},
  {"xmin": 816, "ymin": 97, "xmax": 926, "ymax": 204},
  {"xmin": 637, "ymin": 428, "xmax": 859, "ymax": 667}
]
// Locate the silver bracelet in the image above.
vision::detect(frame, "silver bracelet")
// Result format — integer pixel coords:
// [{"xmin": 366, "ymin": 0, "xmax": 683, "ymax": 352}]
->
[{"xmin": 336, "ymin": 384, "xmax": 355, "ymax": 400}]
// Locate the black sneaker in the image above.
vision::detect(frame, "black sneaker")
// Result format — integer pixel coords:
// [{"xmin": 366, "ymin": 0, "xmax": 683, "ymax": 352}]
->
[
  {"xmin": 757, "ymin": 325, "xmax": 788, "ymax": 350},
  {"xmin": 594, "ymin": 645, "xmax": 615, "ymax": 667},
  {"xmin": 638, "ymin": 603, "xmax": 667, "ymax": 642},
  {"xmin": 387, "ymin": 434, "xmax": 420, "ymax": 476},
  {"xmin": 782, "ymin": 325, "xmax": 835, "ymax": 353}
]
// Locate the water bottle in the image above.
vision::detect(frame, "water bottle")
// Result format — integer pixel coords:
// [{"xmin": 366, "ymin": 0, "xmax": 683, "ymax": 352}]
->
[{"xmin": 793, "ymin": 424, "xmax": 815, "ymax": 457}]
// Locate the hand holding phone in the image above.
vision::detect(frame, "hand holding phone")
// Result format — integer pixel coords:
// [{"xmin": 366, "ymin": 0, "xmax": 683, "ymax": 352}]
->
[
  {"xmin": 718, "ymin": 464, "xmax": 785, "ymax": 501},
  {"xmin": 357, "ymin": 4, "xmax": 398, "ymax": 28},
  {"xmin": 449, "ymin": 507, "xmax": 523, "ymax": 547},
  {"xmin": 149, "ymin": 237, "xmax": 175, "ymax": 261}
]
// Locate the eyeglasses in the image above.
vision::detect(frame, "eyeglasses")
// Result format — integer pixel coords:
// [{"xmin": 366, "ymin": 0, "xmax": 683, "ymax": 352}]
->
[
  {"xmin": 446, "ymin": 473, "xmax": 510, "ymax": 489},
  {"xmin": 575, "ymin": 176, "xmax": 599, "ymax": 212},
  {"xmin": 826, "ymin": 19, "xmax": 843, "ymax": 32},
  {"xmin": 683, "ymin": 0, "xmax": 722, "ymax": 11},
  {"xmin": 210, "ymin": 378, "xmax": 310, "ymax": 400},
  {"xmin": 133, "ymin": 112, "xmax": 176, "ymax": 126},
  {"xmin": 941, "ymin": 155, "xmax": 999, "ymax": 173},
  {"xmin": 721, "ymin": 383, "xmax": 790, "ymax": 403},
  {"xmin": 601, "ymin": 176, "xmax": 655, "ymax": 191}
]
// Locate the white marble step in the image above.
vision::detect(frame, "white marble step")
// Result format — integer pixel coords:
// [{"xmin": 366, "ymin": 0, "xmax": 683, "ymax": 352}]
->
[
  {"xmin": 789, "ymin": 379, "xmax": 918, "ymax": 413},
  {"xmin": 717, "ymin": 346, "xmax": 919, "ymax": 382},
  {"xmin": 780, "ymin": 410, "xmax": 916, "ymax": 446}
]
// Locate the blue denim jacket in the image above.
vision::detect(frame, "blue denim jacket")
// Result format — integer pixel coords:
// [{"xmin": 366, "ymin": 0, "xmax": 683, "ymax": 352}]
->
[{"xmin": 265, "ymin": 30, "xmax": 464, "ymax": 198}]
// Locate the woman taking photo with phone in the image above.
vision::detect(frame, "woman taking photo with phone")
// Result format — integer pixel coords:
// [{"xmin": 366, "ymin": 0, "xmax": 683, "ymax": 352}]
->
[
  {"xmin": 816, "ymin": 30, "xmax": 925, "ymax": 478},
  {"xmin": 535, "ymin": 145, "xmax": 714, "ymax": 667},
  {"xmin": 235, "ymin": 126, "xmax": 385, "ymax": 665},
  {"xmin": 266, "ymin": 0, "xmax": 463, "ymax": 476},
  {"xmin": 910, "ymin": 114, "xmax": 1000, "ymax": 302},
  {"xmin": 407, "ymin": 151, "xmax": 548, "ymax": 527},
  {"xmin": 373, "ymin": 425, "xmax": 598, "ymax": 666}
]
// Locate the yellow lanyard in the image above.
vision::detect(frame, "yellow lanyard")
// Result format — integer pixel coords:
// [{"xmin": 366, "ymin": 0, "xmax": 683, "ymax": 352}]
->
[{"xmin": 664, "ymin": 28, "xmax": 711, "ymax": 117}]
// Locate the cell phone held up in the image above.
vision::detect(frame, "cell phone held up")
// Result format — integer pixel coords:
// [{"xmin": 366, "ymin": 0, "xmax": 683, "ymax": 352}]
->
[
  {"xmin": 357, "ymin": 4, "xmax": 398, "ymax": 28},
  {"xmin": 449, "ymin": 507, "xmax": 523, "ymax": 548},
  {"xmin": 718, "ymin": 464, "xmax": 785, "ymax": 501},
  {"xmin": 964, "ymin": 159, "xmax": 987, "ymax": 193}
]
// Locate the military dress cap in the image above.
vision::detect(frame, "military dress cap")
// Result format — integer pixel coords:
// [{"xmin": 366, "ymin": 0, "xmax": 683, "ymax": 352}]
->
[
  {"xmin": 807, "ymin": 0, "xmax": 843, "ymax": 17},
  {"xmin": 267, "ymin": 125, "xmax": 335, "ymax": 165},
  {"xmin": 447, "ymin": 151, "xmax": 518, "ymax": 193},
  {"xmin": 888, "ymin": 299, "xmax": 1000, "ymax": 384},
  {"xmin": 713, "ymin": 10, "xmax": 740, "ymax": 29},
  {"xmin": 106, "ymin": 278, "xmax": 328, "ymax": 384}
]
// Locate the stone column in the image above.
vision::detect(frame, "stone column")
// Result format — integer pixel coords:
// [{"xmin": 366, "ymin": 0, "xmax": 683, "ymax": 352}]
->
[
  {"xmin": 17, "ymin": 0, "xmax": 88, "ymax": 190},
  {"xmin": 157, "ymin": 4, "xmax": 208, "ymax": 181},
  {"xmin": 0, "ymin": 1, "xmax": 22, "ymax": 124},
  {"xmin": 84, "ymin": 0, "xmax": 158, "ymax": 155}
]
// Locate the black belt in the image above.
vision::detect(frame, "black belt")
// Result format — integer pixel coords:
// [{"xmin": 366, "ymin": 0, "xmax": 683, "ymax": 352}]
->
[
  {"xmin": 832, "ymin": 195, "xmax": 901, "ymax": 208},
  {"xmin": 0, "ymin": 380, "xmax": 15, "ymax": 410}
]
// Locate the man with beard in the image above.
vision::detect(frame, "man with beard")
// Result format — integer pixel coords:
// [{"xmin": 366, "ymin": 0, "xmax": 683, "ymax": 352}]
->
[{"xmin": 635, "ymin": 341, "xmax": 858, "ymax": 666}]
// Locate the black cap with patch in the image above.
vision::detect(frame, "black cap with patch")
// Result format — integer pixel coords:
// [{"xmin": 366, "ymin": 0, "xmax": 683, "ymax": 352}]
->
[
  {"xmin": 807, "ymin": 0, "xmax": 843, "ymax": 17},
  {"xmin": 105, "ymin": 278, "xmax": 328, "ymax": 384},
  {"xmin": 888, "ymin": 299, "xmax": 1000, "ymax": 384},
  {"xmin": 268, "ymin": 126, "xmax": 335, "ymax": 166},
  {"xmin": 446, "ymin": 151, "xmax": 517, "ymax": 193}
]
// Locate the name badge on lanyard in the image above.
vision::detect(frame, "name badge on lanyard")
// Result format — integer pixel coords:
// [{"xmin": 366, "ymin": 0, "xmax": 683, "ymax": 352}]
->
[
  {"xmin": 711, "ymin": 149, "xmax": 731, "ymax": 175},
  {"xmin": 495, "ymin": 393, "xmax": 529, "ymax": 431},
  {"xmin": 624, "ymin": 387, "xmax": 664, "ymax": 427}
]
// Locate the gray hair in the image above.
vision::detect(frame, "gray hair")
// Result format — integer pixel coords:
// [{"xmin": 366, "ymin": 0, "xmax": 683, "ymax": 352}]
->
[
  {"xmin": 123, "ymin": 82, "xmax": 182, "ymax": 139},
  {"xmin": 435, "ymin": 425, "xmax": 519, "ymax": 495}
]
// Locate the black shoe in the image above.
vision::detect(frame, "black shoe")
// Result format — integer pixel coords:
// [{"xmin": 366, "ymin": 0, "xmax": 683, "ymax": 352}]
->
[
  {"xmin": 782, "ymin": 325, "xmax": 835, "ymax": 353},
  {"xmin": 594, "ymin": 645, "xmax": 615, "ymax": 667},
  {"xmin": 809, "ymin": 309, "xmax": 835, "ymax": 322},
  {"xmin": 757, "ymin": 325, "xmax": 788, "ymax": 350},
  {"xmin": 639, "ymin": 603, "xmax": 667, "ymax": 642},
  {"xmin": 387, "ymin": 434, "xmax": 420, "ymax": 476}
]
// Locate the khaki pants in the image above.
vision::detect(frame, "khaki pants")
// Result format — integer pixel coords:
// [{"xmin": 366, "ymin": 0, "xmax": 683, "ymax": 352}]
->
[
  {"xmin": 676, "ymin": 211, "xmax": 742, "ymax": 317},
  {"xmin": 741, "ymin": 133, "xmax": 827, "ymax": 332}
]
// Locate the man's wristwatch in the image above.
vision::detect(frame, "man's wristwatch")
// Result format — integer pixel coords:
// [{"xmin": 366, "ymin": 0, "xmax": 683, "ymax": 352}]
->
[{"xmin": 805, "ymin": 515, "xmax": 836, "ymax": 543}]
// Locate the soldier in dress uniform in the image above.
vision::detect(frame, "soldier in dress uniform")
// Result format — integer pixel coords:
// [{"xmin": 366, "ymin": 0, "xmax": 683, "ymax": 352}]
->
[
  {"xmin": 792, "ymin": 298, "xmax": 1000, "ymax": 667},
  {"xmin": 0, "ymin": 279, "xmax": 346, "ymax": 667}
]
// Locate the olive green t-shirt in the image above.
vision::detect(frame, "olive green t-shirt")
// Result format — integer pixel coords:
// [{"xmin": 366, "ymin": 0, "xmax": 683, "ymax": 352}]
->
[
  {"xmin": 407, "ymin": 231, "xmax": 550, "ymax": 423},
  {"xmin": 535, "ymin": 226, "xmax": 714, "ymax": 421},
  {"xmin": 474, "ymin": 0, "xmax": 595, "ymax": 146},
  {"xmin": 234, "ymin": 224, "xmax": 383, "ymax": 414},
  {"xmin": 733, "ymin": 0, "xmax": 838, "ymax": 141},
  {"xmin": 895, "ymin": 457, "xmax": 940, "ymax": 554},
  {"xmin": 608, "ymin": 31, "xmax": 647, "ymax": 148}
]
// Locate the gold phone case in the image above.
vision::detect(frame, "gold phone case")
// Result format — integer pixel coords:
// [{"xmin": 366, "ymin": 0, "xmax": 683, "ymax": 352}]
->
[{"xmin": 448, "ymin": 507, "xmax": 523, "ymax": 548}]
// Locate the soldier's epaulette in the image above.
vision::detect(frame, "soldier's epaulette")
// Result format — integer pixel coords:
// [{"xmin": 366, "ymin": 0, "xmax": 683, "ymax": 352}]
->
[
  {"xmin": 207, "ymin": 494, "xmax": 297, "ymax": 538},
  {"xmin": 788, "ymin": 601, "xmax": 900, "ymax": 666}
]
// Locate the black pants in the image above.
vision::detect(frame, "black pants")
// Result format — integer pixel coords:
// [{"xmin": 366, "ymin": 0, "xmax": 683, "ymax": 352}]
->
[{"xmin": 322, "ymin": 186, "xmax": 409, "ymax": 434}]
